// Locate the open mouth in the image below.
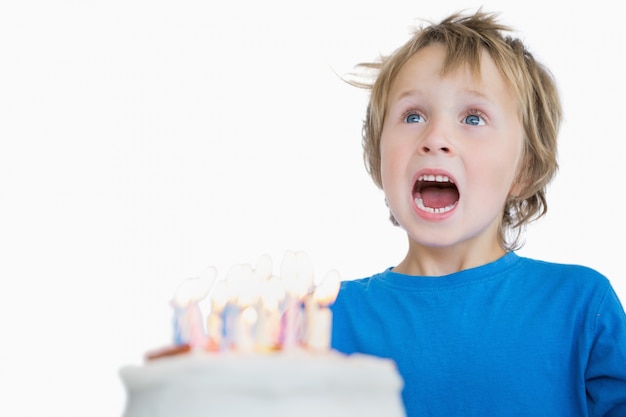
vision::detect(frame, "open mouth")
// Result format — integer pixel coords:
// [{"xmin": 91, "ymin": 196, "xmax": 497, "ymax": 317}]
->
[{"xmin": 413, "ymin": 174, "xmax": 459, "ymax": 214}]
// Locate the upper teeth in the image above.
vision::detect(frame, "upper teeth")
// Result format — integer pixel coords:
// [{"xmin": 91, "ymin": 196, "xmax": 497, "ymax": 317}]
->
[{"xmin": 418, "ymin": 174, "xmax": 453, "ymax": 183}]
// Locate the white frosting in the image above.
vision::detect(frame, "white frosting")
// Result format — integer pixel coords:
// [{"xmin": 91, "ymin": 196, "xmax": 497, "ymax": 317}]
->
[{"xmin": 120, "ymin": 349, "xmax": 405, "ymax": 417}]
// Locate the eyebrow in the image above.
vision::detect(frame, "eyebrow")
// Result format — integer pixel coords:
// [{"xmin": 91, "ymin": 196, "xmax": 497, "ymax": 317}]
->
[
  {"xmin": 462, "ymin": 88, "xmax": 490, "ymax": 100},
  {"xmin": 392, "ymin": 88, "xmax": 492, "ymax": 103},
  {"xmin": 394, "ymin": 89, "xmax": 423, "ymax": 100},
  {"xmin": 388, "ymin": 89, "xmax": 424, "ymax": 106}
]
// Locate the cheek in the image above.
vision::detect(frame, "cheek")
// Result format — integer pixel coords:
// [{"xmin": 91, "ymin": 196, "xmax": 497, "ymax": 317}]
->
[
  {"xmin": 474, "ymin": 152, "xmax": 522, "ymax": 198},
  {"xmin": 379, "ymin": 141, "xmax": 405, "ymax": 189},
  {"xmin": 479, "ymin": 130, "xmax": 524, "ymax": 185},
  {"xmin": 379, "ymin": 137, "xmax": 393, "ymax": 181}
]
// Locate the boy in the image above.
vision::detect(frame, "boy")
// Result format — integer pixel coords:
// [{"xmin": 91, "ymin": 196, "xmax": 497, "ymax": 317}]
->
[{"xmin": 331, "ymin": 10, "xmax": 626, "ymax": 417}]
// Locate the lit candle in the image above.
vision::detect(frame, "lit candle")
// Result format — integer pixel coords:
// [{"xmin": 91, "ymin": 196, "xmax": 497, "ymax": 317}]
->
[
  {"xmin": 171, "ymin": 272, "xmax": 214, "ymax": 350},
  {"xmin": 251, "ymin": 254, "xmax": 275, "ymax": 350},
  {"xmin": 306, "ymin": 269, "xmax": 340, "ymax": 351},
  {"xmin": 280, "ymin": 250, "xmax": 314, "ymax": 349},
  {"xmin": 280, "ymin": 251, "xmax": 297, "ymax": 348},
  {"xmin": 207, "ymin": 279, "xmax": 228, "ymax": 351},
  {"xmin": 256, "ymin": 275, "xmax": 285, "ymax": 350},
  {"xmin": 171, "ymin": 300, "xmax": 187, "ymax": 346},
  {"xmin": 235, "ymin": 305, "xmax": 258, "ymax": 352},
  {"xmin": 279, "ymin": 251, "xmax": 299, "ymax": 349},
  {"xmin": 172, "ymin": 279, "xmax": 194, "ymax": 345},
  {"xmin": 230, "ymin": 263, "xmax": 261, "ymax": 351},
  {"xmin": 222, "ymin": 264, "xmax": 252, "ymax": 350}
]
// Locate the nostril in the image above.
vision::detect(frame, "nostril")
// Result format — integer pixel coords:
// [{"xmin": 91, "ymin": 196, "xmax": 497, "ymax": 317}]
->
[{"xmin": 419, "ymin": 145, "xmax": 452, "ymax": 155}]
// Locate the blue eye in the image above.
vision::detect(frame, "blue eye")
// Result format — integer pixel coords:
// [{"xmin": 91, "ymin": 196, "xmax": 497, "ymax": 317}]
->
[
  {"xmin": 464, "ymin": 114, "xmax": 485, "ymax": 126},
  {"xmin": 405, "ymin": 113, "xmax": 424, "ymax": 123}
]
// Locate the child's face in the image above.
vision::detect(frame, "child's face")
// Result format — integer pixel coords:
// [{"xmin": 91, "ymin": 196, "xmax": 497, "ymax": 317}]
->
[{"xmin": 379, "ymin": 43, "xmax": 524, "ymax": 251}]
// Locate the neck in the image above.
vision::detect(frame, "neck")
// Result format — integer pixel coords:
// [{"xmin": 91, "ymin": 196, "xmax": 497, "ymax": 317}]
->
[{"xmin": 393, "ymin": 238, "xmax": 507, "ymax": 277}]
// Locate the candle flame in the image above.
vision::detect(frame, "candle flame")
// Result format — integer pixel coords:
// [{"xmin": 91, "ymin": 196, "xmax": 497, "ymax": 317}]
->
[
  {"xmin": 209, "ymin": 280, "xmax": 229, "ymax": 313},
  {"xmin": 313, "ymin": 269, "xmax": 341, "ymax": 306},
  {"xmin": 173, "ymin": 273, "xmax": 213, "ymax": 307},
  {"xmin": 259, "ymin": 275, "xmax": 285, "ymax": 311},
  {"xmin": 280, "ymin": 250, "xmax": 314, "ymax": 296},
  {"xmin": 241, "ymin": 306, "xmax": 258, "ymax": 326},
  {"xmin": 254, "ymin": 254, "xmax": 273, "ymax": 281}
]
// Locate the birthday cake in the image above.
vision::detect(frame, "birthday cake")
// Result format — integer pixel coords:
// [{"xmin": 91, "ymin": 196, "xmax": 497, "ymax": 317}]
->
[
  {"xmin": 120, "ymin": 350, "xmax": 404, "ymax": 417},
  {"xmin": 119, "ymin": 251, "xmax": 406, "ymax": 417}
]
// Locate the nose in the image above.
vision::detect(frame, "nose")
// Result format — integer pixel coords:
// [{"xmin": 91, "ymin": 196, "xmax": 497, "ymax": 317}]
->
[{"xmin": 418, "ymin": 119, "xmax": 454, "ymax": 155}]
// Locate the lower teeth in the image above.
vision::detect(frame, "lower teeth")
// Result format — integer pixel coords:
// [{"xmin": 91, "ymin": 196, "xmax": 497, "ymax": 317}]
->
[{"xmin": 414, "ymin": 197, "xmax": 456, "ymax": 214}]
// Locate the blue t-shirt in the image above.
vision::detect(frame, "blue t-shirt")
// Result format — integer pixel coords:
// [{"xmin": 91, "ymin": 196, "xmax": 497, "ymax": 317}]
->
[{"xmin": 331, "ymin": 252, "xmax": 626, "ymax": 417}]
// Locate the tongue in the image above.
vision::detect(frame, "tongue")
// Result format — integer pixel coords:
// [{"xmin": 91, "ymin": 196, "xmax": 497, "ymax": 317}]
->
[{"xmin": 420, "ymin": 186, "xmax": 459, "ymax": 209}]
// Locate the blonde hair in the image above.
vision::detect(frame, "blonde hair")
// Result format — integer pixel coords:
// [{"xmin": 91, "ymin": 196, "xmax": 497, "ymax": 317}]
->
[{"xmin": 354, "ymin": 10, "xmax": 561, "ymax": 250}]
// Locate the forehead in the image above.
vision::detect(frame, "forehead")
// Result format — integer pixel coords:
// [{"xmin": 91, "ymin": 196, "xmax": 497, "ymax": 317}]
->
[
  {"xmin": 388, "ymin": 43, "xmax": 517, "ymax": 103},
  {"xmin": 397, "ymin": 44, "xmax": 492, "ymax": 85}
]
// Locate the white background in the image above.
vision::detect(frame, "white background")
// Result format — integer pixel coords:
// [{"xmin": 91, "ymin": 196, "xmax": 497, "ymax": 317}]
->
[{"xmin": 1, "ymin": 1, "xmax": 624, "ymax": 416}]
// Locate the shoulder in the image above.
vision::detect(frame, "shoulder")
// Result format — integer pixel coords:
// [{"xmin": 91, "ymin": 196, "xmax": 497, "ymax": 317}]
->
[
  {"xmin": 331, "ymin": 270, "xmax": 391, "ymax": 312},
  {"xmin": 514, "ymin": 255, "xmax": 614, "ymax": 306},
  {"xmin": 515, "ymin": 255, "xmax": 609, "ymax": 285},
  {"xmin": 337, "ymin": 270, "xmax": 389, "ymax": 292}
]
